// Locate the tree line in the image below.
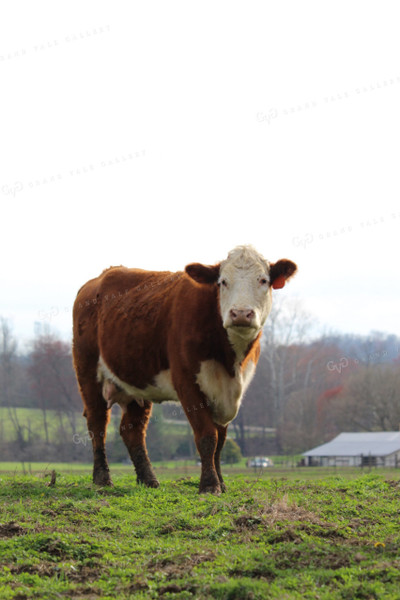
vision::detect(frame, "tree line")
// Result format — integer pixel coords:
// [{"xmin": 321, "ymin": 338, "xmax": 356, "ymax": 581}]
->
[{"xmin": 1, "ymin": 304, "xmax": 399, "ymax": 463}]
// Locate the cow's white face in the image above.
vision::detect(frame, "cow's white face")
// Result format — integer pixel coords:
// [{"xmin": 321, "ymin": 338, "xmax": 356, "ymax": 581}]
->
[
  {"xmin": 218, "ymin": 246, "xmax": 272, "ymax": 339},
  {"xmin": 185, "ymin": 245, "xmax": 297, "ymax": 356}
]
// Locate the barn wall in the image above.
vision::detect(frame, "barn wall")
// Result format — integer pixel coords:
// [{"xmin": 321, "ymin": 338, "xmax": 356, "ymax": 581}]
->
[{"xmin": 309, "ymin": 452, "xmax": 400, "ymax": 467}]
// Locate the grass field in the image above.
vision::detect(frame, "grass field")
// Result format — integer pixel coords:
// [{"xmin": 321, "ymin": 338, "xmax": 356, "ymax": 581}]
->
[
  {"xmin": 2, "ymin": 467, "xmax": 400, "ymax": 599},
  {"xmin": 0, "ymin": 460, "xmax": 390, "ymax": 480},
  {"xmin": 0, "ymin": 406, "xmax": 185, "ymax": 438},
  {"xmin": 0, "ymin": 407, "xmax": 267, "ymax": 443},
  {"xmin": 0, "ymin": 407, "xmax": 139, "ymax": 443}
]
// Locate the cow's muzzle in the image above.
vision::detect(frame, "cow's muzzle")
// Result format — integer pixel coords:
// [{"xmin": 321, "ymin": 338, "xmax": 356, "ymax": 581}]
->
[{"xmin": 229, "ymin": 308, "xmax": 255, "ymax": 327}]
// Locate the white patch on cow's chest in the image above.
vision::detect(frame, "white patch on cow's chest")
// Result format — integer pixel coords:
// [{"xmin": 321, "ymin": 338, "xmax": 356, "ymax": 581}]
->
[
  {"xmin": 97, "ymin": 356, "xmax": 179, "ymax": 412},
  {"xmin": 196, "ymin": 359, "xmax": 256, "ymax": 426}
]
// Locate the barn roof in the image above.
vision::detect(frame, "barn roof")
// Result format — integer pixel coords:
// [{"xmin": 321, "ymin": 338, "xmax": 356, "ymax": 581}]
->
[{"xmin": 303, "ymin": 432, "xmax": 400, "ymax": 457}]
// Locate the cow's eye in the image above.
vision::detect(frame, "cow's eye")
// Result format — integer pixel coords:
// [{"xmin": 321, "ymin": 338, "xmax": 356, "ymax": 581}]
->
[
  {"xmin": 260, "ymin": 278, "xmax": 268, "ymax": 285},
  {"xmin": 220, "ymin": 279, "xmax": 228, "ymax": 288}
]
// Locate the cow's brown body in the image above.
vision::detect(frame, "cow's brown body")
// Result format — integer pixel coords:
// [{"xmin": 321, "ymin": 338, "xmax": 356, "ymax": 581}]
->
[{"xmin": 72, "ymin": 247, "xmax": 296, "ymax": 494}]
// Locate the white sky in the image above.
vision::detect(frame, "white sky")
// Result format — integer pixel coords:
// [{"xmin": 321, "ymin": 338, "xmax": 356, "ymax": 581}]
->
[{"xmin": 1, "ymin": 1, "xmax": 400, "ymax": 346}]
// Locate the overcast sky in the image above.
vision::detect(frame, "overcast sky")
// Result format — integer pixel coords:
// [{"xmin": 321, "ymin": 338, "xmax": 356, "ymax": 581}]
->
[{"xmin": 1, "ymin": 1, "xmax": 399, "ymax": 347}]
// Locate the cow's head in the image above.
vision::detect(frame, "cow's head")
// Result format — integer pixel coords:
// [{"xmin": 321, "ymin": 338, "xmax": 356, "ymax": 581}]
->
[{"xmin": 185, "ymin": 245, "xmax": 297, "ymax": 350}]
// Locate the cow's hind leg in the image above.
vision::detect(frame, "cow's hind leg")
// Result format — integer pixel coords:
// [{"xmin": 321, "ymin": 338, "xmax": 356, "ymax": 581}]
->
[
  {"xmin": 120, "ymin": 400, "xmax": 159, "ymax": 488},
  {"xmin": 214, "ymin": 425, "xmax": 228, "ymax": 492},
  {"xmin": 80, "ymin": 381, "xmax": 113, "ymax": 486}
]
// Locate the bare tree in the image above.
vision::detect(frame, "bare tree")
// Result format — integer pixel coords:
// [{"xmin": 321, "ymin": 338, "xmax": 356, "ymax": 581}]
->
[
  {"xmin": 0, "ymin": 318, "xmax": 26, "ymax": 448},
  {"xmin": 260, "ymin": 298, "xmax": 315, "ymax": 425},
  {"xmin": 233, "ymin": 299, "xmax": 324, "ymax": 453},
  {"xmin": 29, "ymin": 339, "xmax": 51, "ymax": 445},
  {"xmin": 278, "ymin": 388, "xmax": 319, "ymax": 454},
  {"xmin": 232, "ymin": 409, "xmax": 247, "ymax": 455},
  {"xmin": 29, "ymin": 332, "xmax": 82, "ymax": 446},
  {"xmin": 330, "ymin": 365, "xmax": 400, "ymax": 432},
  {"xmin": 242, "ymin": 296, "xmax": 360, "ymax": 453}
]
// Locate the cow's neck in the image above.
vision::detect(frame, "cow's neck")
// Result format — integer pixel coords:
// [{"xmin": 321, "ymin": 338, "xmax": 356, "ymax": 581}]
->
[{"xmin": 226, "ymin": 327, "xmax": 261, "ymax": 365}]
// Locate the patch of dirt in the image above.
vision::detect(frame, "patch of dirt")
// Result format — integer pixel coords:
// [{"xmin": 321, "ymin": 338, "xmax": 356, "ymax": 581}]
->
[
  {"xmin": 70, "ymin": 586, "xmax": 102, "ymax": 598},
  {"xmin": 235, "ymin": 495, "xmax": 342, "ymax": 539},
  {"xmin": 230, "ymin": 562, "xmax": 277, "ymax": 582},
  {"xmin": 39, "ymin": 538, "xmax": 69, "ymax": 558},
  {"xmin": 147, "ymin": 552, "xmax": 217, "ymax": 580},
  {"xmin": 66, "ymin": 565, "xmax": 102, "ymax": 583},
  {"xmin": 235, "ymin": 516, "xmax": 263, "ymax": 530},
  {"xmin": 0, "ymin": 521, "xmax": 26, "ymax": 538},
  {"xmin": 233, "ymin": 495, "xmax": 354, "ymax": 550},
  {"xmin": 261, "ymin": 495, "xmax": 332, "ymax": 527},
  {"xmin": 128, "ymin": 579, "xmax": 150, "ymax": 593},
  {"xmin": 297, "ymin": 522, "xmax": 347, "ymax": 539},
  {"xmin": 385, "ymin": 480, "xmax": 400, "ymax": 497},
  {"xmin": 159, "ymin": 583, "xmax": 183, "ymax": 594},
  {"xmin": 158, "ymin": 583, "xmax": 198, "ymax": 597},
  {"xmin": 271, "ymin": 544, "xmax": 353, "ymax": 571},
  {"xmin": 348, "ymin": 517, "xmax": 371, "ymax": 531},
  {"xmin": 159, "ymin": 524, "xmax": 175, "ymax": 535},
  {"xmin": 159, "ymin": 519, "xmax": 201, "ymax": 534},
  {"xmin": 99, "ymin": 526, "xmax": 115, "ymax": 533},
  {"xmin": 269, "ymin": 527, "xmax": 303, "ymax": 544},
  {"xmin": 10, "ymin": 563, "xmax": 55, "ymax": 577},
  {"xmin": 32, "ymin": 536, "xmax": 100, "ymax": 561},
  {"xmin": 41, "ymin": 509, "xmax": 58, "ymax": 518}
]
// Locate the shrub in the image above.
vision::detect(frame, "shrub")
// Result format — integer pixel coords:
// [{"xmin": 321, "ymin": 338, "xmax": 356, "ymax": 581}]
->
[{"xmin": 221, "ymin": 438, "xmax": 242, "ymax": 464}]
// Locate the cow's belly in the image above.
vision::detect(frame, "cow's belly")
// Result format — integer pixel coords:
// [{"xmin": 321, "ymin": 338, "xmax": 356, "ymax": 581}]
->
[
  {"xmin": 97, "ymin": 355, "xmax": 255, "ymax": 425},
  {"xmin": 196, "ymin": 359, "xmax": 256, "ymax": 427},
  {"xmin": 97, "ymin": 356, "xmax": 179, "ymax": 412}
]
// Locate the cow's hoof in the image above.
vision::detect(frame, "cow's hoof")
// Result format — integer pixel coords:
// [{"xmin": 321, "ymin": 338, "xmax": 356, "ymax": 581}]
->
[
  {"xmin": 220, "ymin": 481, "xmax": 227, "ymax": 493},
  {"xmin": 146, "ymin": 478, "xmax": 160, "ymax": 489},
  {"xmin": 93, "ymin": 471, "xmax": 113, "ymax": 486},
  {"xmin": 137, "ymin": 477, "xmax": 160, "ymax": 488},
  {"xmin": 199, "ymin": 484, "xmax": 222, "ymax": 496}
]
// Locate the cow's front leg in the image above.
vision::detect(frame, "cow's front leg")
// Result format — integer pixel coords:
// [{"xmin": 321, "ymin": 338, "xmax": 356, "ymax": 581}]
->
[
  {"xmin": 196, "ymin": 430, "xmax": 221, "ymax": 494},
  {"xmin": 214, "ymin": 425, "xmax": 228, "ymax": 492},
  {"xmin": 178, "ymin": 383, "xmax": 221, "ymax": 495}
]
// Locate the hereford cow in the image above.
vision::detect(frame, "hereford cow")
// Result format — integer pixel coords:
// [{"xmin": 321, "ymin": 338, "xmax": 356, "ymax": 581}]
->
[{"xmin": 72, "ymin": 245, "xmax": 297, "ymax": 494}]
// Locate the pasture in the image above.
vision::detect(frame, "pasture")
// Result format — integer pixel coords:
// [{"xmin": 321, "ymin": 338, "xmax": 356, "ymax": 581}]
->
[{"xmin": 1, "ymin": 466, "xmax": 400, "ymax": 599}]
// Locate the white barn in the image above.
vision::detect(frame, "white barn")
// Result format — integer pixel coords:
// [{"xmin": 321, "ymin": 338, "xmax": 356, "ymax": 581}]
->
[{"xmin": 303, "ymin": 432, "xmax": 400, "ymax": 467}]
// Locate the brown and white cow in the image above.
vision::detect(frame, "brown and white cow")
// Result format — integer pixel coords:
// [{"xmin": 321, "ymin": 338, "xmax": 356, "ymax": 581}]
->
[{"xmin": 72, "ymin": 245, "xmax": 297, "ymax": 494}]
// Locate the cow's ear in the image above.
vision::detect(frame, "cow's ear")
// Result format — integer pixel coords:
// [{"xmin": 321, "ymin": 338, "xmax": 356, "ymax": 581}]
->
[
  {"xmin": 269, "ymin": 259, "xmax": 297, "ymax": 289},
  {"xmin": 185, "ymin": 263, "xmax": 220, "ymax": 284}
]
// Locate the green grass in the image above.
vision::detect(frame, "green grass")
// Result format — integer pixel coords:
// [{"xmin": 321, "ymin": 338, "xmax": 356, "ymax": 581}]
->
[
  {"xmin": 2, "ymin": 471, "xmax": 400, "ymax": 599},
  {"xmin": 0, "ymin": 406, "xmax": 272, "ymax": 444},
  {"xmin": 1, "ymin": 460, "xmax": 399, "ymax": 481},
  {"xmin": 0, "ymin": 407, "xmax": 188, "ymax": 441},
  {"xmin": 0, "ymin": 407, "xmax": 134, "ymax": 443},
  {"xmin": 0, "ymin": 407, "xmax": 91, "ymax": 446}
]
